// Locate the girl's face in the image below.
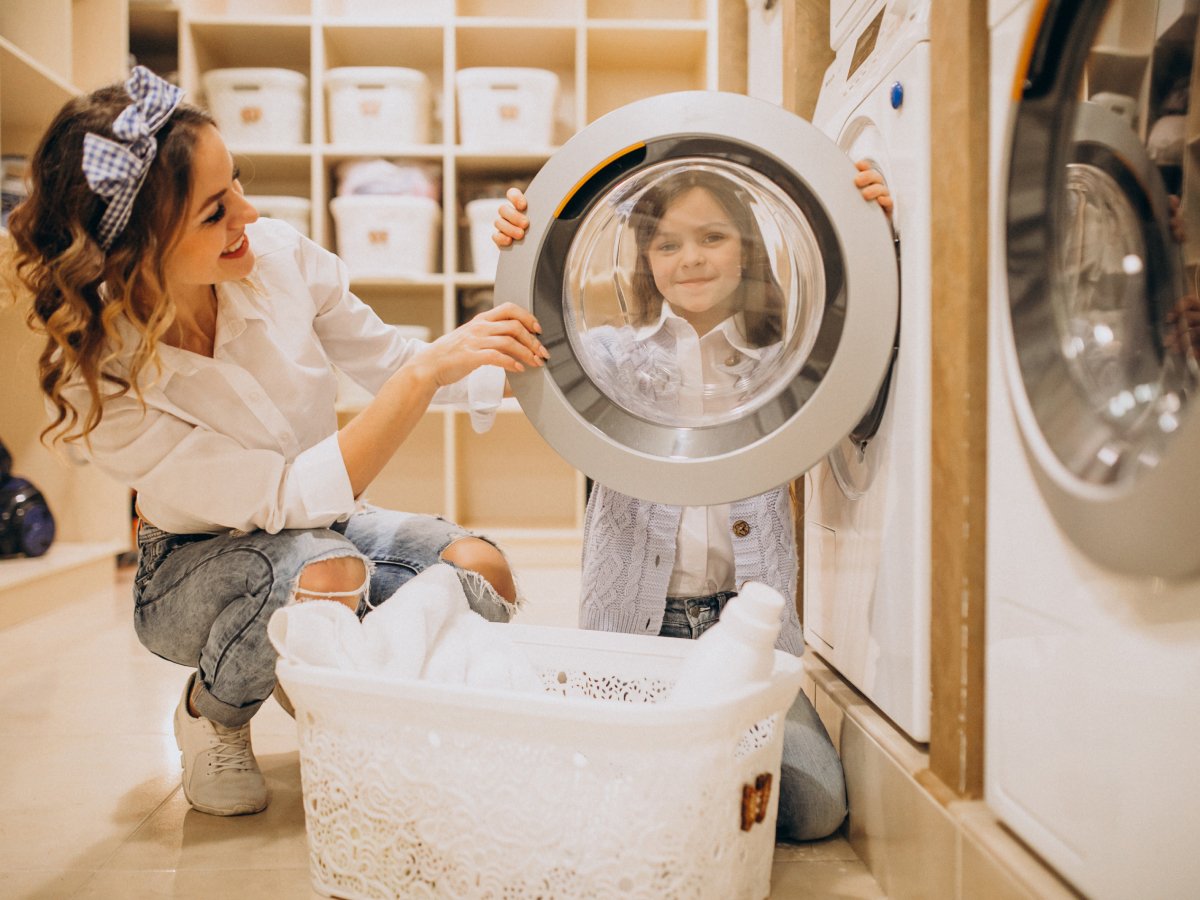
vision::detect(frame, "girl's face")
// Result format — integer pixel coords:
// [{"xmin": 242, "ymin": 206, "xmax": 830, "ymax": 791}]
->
[
  {"xmin": 164, "ymin": 124, "xmax": 258, "ymax": 298},
  {"xmin": 646, "ymin": 186, "xmax": 744, "ymax": 333}
]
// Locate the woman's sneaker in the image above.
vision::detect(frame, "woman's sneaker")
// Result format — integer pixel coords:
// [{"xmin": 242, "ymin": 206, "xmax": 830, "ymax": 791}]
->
[{"xmin": 173, "ymin": 674, "xmax": 268, "ymax": 816}]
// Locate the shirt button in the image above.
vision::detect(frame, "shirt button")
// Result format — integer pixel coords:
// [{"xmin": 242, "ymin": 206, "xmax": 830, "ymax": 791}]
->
[{"xmin": 732, "ymin": 520, "xmax": 751, "ymax": 538}]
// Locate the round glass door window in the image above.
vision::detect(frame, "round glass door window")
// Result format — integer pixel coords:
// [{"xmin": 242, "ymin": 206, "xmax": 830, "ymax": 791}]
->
[
  {"xmin": 1042, "ymin": 102, "xmax": 1200, "ymax": 485},
  {"xmin": 563, "ymin": 157, "xmax": 827, "ymax": 431},
  {"xmin": 496, "ymin": 91, "xmax": 899, "ymax": 506}
]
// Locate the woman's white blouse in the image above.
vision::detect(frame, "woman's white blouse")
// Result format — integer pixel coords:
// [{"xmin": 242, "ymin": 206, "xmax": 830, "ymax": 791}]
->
[{"xmin": 68, "ymin": 218, "xmax": 469, "ymax": 535}]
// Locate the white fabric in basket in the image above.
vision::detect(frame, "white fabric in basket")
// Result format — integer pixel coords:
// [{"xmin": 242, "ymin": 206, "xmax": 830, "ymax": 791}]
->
[{"xmin": 268, "ymin": 563, "xmax": 542, "ymax": 691}]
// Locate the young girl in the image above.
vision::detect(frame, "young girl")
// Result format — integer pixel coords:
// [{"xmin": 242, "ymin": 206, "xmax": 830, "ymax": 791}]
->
[
  {"xmin": 493, "ymin": 161, "xmax": 893, "ymax": 841},
  {"xmin": 7, "ymin": 67, "xmax": 549, "ymax": 818}
]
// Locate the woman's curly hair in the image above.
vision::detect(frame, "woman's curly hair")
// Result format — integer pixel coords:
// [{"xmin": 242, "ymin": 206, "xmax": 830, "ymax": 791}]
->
[{"xmin": 7, "ymin": 83, "xmax": 214, "ymax": 445}]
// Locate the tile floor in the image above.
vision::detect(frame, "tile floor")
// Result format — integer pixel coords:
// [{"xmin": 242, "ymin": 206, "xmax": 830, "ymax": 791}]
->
[{"xmin": 0, "ymin": 560, "xmax": 886, "ymax": 899}]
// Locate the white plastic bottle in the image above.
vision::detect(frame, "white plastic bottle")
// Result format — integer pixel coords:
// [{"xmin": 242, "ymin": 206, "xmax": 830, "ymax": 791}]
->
[{"xmin": 667, "ymin": 581, "xmax": 784, "ymax": 705}]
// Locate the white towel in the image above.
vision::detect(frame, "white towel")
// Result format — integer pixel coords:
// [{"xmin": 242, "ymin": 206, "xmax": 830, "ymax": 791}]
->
[
  {"xmin": 466, "ymin": 364, "xmax": 506, "ymax": 434},
  {"xmin": 362, "ymin": 563, "xmax": 466, "ymax": 678},
  {"xmin": 268, "ymin": 563, "xmax": 542, "ymax": 693},
  {"xmin": 266, "ymin": 598, "xmax": 371, "ymax": 671}
]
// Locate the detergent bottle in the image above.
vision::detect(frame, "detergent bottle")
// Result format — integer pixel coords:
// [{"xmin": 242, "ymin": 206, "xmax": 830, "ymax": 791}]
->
[{"xmin": 668, "ymin": 581, "xmax": 783, "ymax": 705}]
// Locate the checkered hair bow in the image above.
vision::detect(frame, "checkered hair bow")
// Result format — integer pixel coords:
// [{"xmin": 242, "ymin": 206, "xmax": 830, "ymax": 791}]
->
[{"xmin": 82, "ymin": 66, "xmax": 184, "ymax": 250}]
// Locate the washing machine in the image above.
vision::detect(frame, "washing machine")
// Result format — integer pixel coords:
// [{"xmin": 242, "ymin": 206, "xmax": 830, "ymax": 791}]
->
[
  {"xmin": 492, "ymin": 89, "xmax": 898, "ymax": 513},
  {"xmin": 989, "ymin": 0, "xmax": 1200, "ymax": 897},
  {"xmin": 802, "ymin": 0, "xmax": 933, "ymax": 741}
]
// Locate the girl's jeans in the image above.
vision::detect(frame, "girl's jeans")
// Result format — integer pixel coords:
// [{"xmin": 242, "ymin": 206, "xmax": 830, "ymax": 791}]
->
[
  {"xmin": 134, "ymin": 507, "xmax": 514, "ymax": 728},
  {"xmin": 662, "ymin": 593, "xmax": 849, "ymax": 842}
]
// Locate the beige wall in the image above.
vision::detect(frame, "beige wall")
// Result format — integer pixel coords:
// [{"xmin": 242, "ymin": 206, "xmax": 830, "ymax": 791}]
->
[
  {"xmin": 783, "ymin": 0, "xmax": 835, "ymax": 119},
  {"xmin": 927, "ymin": 0, "xmax": 989, "ymax": 800}
]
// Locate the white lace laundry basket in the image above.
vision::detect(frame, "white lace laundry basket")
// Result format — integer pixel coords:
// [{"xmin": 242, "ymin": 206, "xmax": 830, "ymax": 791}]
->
[{"xmin": 275, "ymin": 623, "xmax": 803, "ymax": 900}]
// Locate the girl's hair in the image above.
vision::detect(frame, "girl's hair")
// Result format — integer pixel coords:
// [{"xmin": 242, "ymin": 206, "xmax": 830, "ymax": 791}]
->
[
  {"xmin": 7, "ymin": 83, "xmax": 215, "ymax": 445},
  {"xmin": 628, "ymin": 169, "xmax": 785, "ymax": 347}
]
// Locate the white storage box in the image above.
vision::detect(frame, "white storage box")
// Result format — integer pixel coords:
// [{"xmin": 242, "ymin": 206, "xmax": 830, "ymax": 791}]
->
[
  {"xmin": 275, "ymin": 623, "xmax": 802, "ymax": 900},
  {"xmin": 329, "ymin": 194, "xmax": 440, "ymax": 277},
  {"xmin": 456, "ymin": 67, "xmax": 559, "ymax": 148},
  {"xmin": 325, "ymin": 67, "xmax": 431, "ymax": 145},
  {"xmin": 246, "ymin": 195, "xmax": 311, "ymax": 238},
  {"xmin": 202, "ymin": 68, "xmax": 308, "ymax": 147},
  {"xmin": 464, "ymin": 197, "xmax": 502, "ymax": 276}
]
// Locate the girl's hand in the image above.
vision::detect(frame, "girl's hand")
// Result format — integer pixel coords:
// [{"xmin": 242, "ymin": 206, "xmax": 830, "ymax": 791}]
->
[
  {"xmin": 492, "ymin": 187, "xmax": 530, "ymax": 247},
  {"xmin": 410, "ymin": 302, "xmax": 549, "ymax": 387},
  {"xmin": 1169, "ymin": 194, "xmax": 1186, "ymax": 244},
  {"xmin": 1165, "ymin": 294, "xmax": 1200, "ymax": 358},
  {"xmin": 854, "ymin": 160, "xmax": 894, "ymax": 221}
]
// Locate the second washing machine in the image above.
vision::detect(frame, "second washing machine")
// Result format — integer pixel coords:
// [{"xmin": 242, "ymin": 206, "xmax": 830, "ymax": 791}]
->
[{"xmin": 805, "ymin": 0, "xmax": 934, "ymax": 742}]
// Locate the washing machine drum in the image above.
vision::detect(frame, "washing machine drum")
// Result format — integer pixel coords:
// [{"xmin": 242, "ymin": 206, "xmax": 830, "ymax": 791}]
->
[
  {"xmin": 496, "ymin": 91, "xmax": 899, "ymax": 506},
  {"xmin": 1005, "ymin": 1, "xmax": 1200, "ymax": 576}
]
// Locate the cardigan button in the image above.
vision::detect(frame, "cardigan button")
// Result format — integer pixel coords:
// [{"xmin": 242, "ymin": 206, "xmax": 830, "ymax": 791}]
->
[{"xmin": 732, "ymin": 519, "xmax": 751, "ymax": 538}]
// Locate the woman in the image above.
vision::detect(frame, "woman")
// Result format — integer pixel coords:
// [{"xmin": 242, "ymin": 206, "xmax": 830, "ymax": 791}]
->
[{"xmin": 8, "ymin": 67, "xmax": 549, "ymax": 817}]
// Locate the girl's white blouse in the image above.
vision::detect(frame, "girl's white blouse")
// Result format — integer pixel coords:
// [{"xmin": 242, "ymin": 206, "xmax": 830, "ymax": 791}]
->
[
  {"xmin": 68, "ymin": 218, "xmax": 470, "ymax": 536},
  {"xmin": 626, "ymin": 305, "xmax": 768, "ymax": 597}
]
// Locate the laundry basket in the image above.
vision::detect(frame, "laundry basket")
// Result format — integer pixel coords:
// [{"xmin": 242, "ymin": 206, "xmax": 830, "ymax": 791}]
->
[{"xmin": 275, "ymin": 623, "xmax": 802, "ymax": 900}]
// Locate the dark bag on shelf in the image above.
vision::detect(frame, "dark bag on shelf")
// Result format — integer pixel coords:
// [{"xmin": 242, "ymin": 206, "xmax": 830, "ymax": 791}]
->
[{"xmin": 0, "ymin": 439, "xmax": 56, "ymax": 559}]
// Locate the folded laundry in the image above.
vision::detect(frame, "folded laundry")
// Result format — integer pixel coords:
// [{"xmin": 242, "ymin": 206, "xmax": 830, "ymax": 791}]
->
[{"xmin": 268, "ymin": 563, "xmax": 542, "ymax": 692}]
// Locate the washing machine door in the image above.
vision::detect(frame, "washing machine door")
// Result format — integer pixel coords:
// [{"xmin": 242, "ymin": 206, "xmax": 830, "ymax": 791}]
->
[
  {"xmin": 1005, "ymin": 0, "xmax": 1200, "ymax": 576},
  {"xmin": 823, "ymin": 118, "xmax": 901, "ymax": 500},
  {"xmin": 495, "ymin": 91, "xmax": 899, "ymax": 506}
]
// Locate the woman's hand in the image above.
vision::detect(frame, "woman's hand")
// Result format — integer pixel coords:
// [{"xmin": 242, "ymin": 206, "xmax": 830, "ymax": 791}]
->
[
  {"xmin": 492, "ymin": 187, "xmax": 530, "ymax": 247},
  {"xmin": 409, "ymin": 301, "xmax": 548, "ymax": 388},
  {"xmin": 854, "ymin": 160, "xmax": 894, "ymax": 221}
]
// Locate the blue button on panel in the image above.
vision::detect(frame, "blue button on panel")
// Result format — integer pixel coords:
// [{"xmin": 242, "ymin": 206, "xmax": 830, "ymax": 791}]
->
[{"xmin": 890, "ymin": 81, "xmax": 904, "ymax": 109}]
